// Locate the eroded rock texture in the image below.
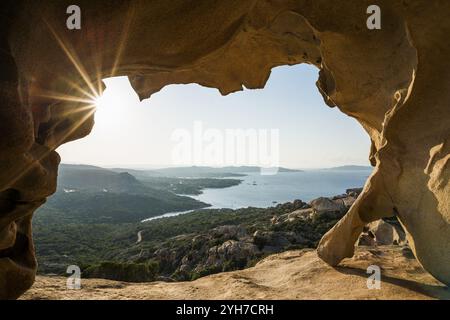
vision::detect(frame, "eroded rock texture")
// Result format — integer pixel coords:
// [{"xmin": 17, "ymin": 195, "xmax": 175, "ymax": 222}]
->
[
  {"xmin": 0, "ymin": 0, "xmax": 449, "ymax": 298},
  {"xmin": 20, "ymin": 247, "xmax": 450, "ymax": 300}
]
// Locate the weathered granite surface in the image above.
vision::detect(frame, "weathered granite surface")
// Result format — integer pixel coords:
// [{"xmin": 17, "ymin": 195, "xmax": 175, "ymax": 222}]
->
[{"xmin": 0, "ymin": 0, "xmax": 449, "ymax": 298}]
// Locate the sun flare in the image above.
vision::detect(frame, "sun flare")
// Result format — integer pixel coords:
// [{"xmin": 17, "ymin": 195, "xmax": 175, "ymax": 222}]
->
[{"xmin": 94, "ymin": 95, "xmax": 107, "ymax": 110}]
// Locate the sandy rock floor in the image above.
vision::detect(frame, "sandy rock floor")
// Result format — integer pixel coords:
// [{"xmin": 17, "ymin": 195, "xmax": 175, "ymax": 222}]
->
[{"xmin": 21, "ymin": 246, "xmax": 449, "ymax": 300}]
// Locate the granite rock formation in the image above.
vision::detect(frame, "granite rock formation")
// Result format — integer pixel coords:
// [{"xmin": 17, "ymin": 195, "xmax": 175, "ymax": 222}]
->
[
  {"xmin": 21, "ymin": 246, "xmax": 450, "ymax": 300},
  {"xmin": 0, "ymin": 0, "xmax": 449, "ymax": 298}
]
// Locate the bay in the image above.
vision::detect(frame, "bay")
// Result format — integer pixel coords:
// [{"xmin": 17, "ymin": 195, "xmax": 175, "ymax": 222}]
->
[{"xmin": 190, "ymin": 168, "xmax": 372, "ymax": 209}]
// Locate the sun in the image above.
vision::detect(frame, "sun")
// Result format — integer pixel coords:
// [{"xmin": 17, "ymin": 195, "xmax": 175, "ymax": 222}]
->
[
  {"xmin": 89, "ymin": 78, "xmax": 140, "ymax": 129},
  {"xmin": 92, "ymin": 93, "xmax": 122, "ymax": 127},
  {"xmin": 94, "ymin": 94, "xmax": 107, "ymax": 110}
]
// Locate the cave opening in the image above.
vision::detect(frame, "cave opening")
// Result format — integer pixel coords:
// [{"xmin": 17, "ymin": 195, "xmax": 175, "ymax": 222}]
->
[
  {"xmin": 32, "ymin": 63, "xmax": 373, "ymax": 280},
  {"xmin": 1, "ymin": 0, "xmax": 448, "ymax": 300},
  {"xmin": 58, "ymin": 64, "xmax": 370, "ymax": 170}
]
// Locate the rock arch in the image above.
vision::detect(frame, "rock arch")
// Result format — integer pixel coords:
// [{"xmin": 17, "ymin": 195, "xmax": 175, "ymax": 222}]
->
[{"xmin": 0, "ymin": 0, "xmax": 449, "ymax": 299}]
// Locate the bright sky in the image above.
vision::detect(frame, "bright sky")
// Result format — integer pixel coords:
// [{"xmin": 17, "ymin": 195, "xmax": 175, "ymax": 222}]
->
[{"xmin": 57, "ymin": 64, "xmax": 370, "ymax": 169}]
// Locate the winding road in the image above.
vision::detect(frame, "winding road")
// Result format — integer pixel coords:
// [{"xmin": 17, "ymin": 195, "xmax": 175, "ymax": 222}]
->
[{"xmin": 136, "ymin": 231, "xmax": 142, "ymax": 244}]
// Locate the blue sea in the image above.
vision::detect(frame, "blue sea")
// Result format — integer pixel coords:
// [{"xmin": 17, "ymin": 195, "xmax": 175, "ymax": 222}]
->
[
  {"xmin": 143, "ymin": 168, "xmax": 372, "ymax": 221},
  {"xmin": 191, "ymin": 169, "xmax": 372, "ymax": 209}
]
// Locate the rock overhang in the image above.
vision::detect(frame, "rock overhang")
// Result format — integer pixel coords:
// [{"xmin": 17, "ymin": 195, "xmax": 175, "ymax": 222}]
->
[{"xmin": 0, "ymin": 0, "xmax": 449, "ymax": 298}]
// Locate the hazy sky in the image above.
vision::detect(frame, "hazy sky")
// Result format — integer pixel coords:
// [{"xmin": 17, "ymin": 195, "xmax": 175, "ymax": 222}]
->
[{"xmin": 57, "ymin": 64, "xmax": 370, "ymax": 169}]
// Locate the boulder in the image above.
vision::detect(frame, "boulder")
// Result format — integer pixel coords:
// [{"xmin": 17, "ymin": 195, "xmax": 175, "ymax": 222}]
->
[
  {"xmin": 286, "ymin": 208, "xmax": 314, "ymax": 221},
  {"xmin": 367, "ymin": 220, "xmax": 406, "ymax": 246},
  {"xmin": 211, "ymin": 225, "xmax": 247, "ymax": 240},
  {"xmin": 309, "ymin": 197, "xmax": 346, "ymax": 218},
  {"xmin": 253, "ymin": 231, "xmax": 291, "ymax": 248},
  {"xmin": 275, "ymin": 208, "xmax": 315, "ymax": 224},
  {"xmin": 345, "ymin": 188, "xmax": 363, "ymax": 197},
  {"xmin": 204, "ymin": 240, "xmax": 259, "ymax": 269}
]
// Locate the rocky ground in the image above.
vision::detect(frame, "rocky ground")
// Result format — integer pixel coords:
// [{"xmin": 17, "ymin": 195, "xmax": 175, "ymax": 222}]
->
[
  {"xmin": 122, "ymin": 188, "xmax": 408, "ymax": 282},
  {"xmin": 79, "ymin": 189, "xmax": 366, "ymax": 282},
  {"xmin": 24, "ymin": 189, "xmax": 449, "ymax": 300},
  {"xmin": 22, "ymin": 246, "xmax": 449, "ymax": 300}
]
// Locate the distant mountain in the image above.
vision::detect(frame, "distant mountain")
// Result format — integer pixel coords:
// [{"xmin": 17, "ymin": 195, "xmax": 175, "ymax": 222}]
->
[
  {"xmin": 109, "ymin": 167, "xmax": 164, "ymax": 179},
  {"xmin": 69, "ymin": 165, "xmax": 243, "ymax": 195},
  {"xmin": 327, "ymin": 165, "xmax": 373, "ymax": 171},
  {"xmin": 141, "ymin": 166, "xmax": 301, "ymax": 178},
  {"xmin": 220, "ymin": 166, "xmax": 301, "ymax": 173},
  {"xmin": 58, "ymin": 164, "xmax": 145, "ymax": 194},
  {"xmin": 110, "ymin": 167, "xmax": 245, "ymax": 178},
  {"xmin": 42, "ymin": 164, "xmax": 210, "ymax": 223}
]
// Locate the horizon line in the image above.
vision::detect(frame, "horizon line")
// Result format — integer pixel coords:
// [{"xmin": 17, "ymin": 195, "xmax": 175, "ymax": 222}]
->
[{"xmin": 59, "ymin": 162, "xmax": 373, "ymax": 171}]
